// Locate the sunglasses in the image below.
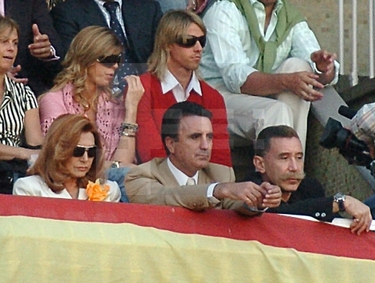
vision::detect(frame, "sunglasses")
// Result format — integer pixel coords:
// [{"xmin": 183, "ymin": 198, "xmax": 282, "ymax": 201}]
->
[
  {"xmin": 97, "ymin": 54, "xmax": 122, "ymax": 67},
  {"xmin": 175, "ymin": 35, "xmax": 206, "ymax": 48},
  {"xmin": 73, "ymin": 145, "xmax": 97, "ymax": 158}
]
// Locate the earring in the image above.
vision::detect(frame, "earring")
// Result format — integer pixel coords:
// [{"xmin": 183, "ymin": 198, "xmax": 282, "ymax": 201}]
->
[
  {"xmin": 187, "ymin": 0, "xmax": 197, "ymax": 11},
  {"xmin": 192, "ymin": 0, "xmax": 197, "ymax": 11}
]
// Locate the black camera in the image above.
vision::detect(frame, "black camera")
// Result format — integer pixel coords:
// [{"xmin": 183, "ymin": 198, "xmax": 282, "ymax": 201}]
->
[{"xmin": 319, "ymin": 106, "xmax": 375, "ymax": 176}]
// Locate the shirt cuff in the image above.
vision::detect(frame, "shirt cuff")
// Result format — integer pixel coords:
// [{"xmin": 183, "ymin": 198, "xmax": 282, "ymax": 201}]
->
[
  {"xmin": 207, "ymin": 182, "xmax": 220, "ymax": 205},
  {"xmin": 312, "ymin": 62, "xmax": 323, "ymax": 74},
  {"xmin": 43, "ymin": 45, "xmax": 60, "ymax": 62},
  {"xmin": 311, "ymin": 61, "xmax": 340, "ymax": 85}
]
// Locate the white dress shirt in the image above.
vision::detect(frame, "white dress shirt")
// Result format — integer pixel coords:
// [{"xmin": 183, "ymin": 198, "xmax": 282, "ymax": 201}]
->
[
  {"xmin": 161, "ymin": 70, "xmax": 203, "ymax": 102},
  {"xmin": 0, "ymin": 0, "xmax": 4, "ymax": 16},
  {"xmin": 94, "ymin": 0, "xmax": 128, "ymax": 40},
  {"xmin": 167, "ymin": 158, "xmax": 218, "ymax": 199},
  {"xmin": 200, "ymin": 0, "xmax": 339, "ymax": 93}
]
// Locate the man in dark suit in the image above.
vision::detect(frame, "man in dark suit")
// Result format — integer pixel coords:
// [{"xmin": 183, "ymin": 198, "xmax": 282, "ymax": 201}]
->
[
  {"xmin": 5, "ymin": 0, "xmax": 63, "ymax": 96},
  {"xmin": 251, "ymin": 125, "xmax": 372, "ymax": 235},
  {"xmin": 125, "ymin": 101, "xmax": 281, "ymax": 216},
  {"xmin": 51, "ymin": 0, "xmax": 162, "ymax": 74}
]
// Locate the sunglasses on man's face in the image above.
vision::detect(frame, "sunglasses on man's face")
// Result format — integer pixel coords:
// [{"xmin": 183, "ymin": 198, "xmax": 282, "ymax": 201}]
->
[
  {"xmin": 175, "ymin": 35, "xmax": 206, "ymax": 48},
  {"xmin": 96, "ymin": 54, "xmax": 122, "ymax": 67},
  {"xmin": 73, "ymin": 145, "xmax": 97, "ymax": 158}
]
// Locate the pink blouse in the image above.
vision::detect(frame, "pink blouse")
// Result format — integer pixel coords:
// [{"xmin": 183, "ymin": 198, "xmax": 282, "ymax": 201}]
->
[{"xmin": 39, "ymin": 83, "xmax": 125, "ymax": 160}]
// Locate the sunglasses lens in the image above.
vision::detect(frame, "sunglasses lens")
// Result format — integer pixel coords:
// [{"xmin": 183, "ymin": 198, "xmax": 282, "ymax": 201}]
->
[
  {"xmin": 184, "ymin": 37, "xmax": 197, "ymax": 48},
  {"xmin": 87, "ymin": 147, "xmax": 96, "ymax": 158},
  {"xmin": 176, "ymin": 35, "xmax": 206, "ymax": 48},
  {"xmin": 73, "ymin": 146, "xmax": 96, "ymax": 158},
  {"xmin": 97, "ymin": 54, "xmax": 122, "ymax": 65},
  {"xmin": 73, "ymin": 147, "xmax": 85, "ymax": 157},
  {"xmin": 198, "ymin": 36, "xmax": 206, "ymax": 48}
]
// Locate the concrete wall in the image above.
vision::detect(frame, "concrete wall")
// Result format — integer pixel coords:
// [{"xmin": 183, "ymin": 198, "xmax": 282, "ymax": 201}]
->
[
  {"xmin": 290, "ymin": 0, "xmax": 372, "ymax": 77},
  {"xmin": 270, "ymin": 1, "xmax": 375, "ymax": 199}
]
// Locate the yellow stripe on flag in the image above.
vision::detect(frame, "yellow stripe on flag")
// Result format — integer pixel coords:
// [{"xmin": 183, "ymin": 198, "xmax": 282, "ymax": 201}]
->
[{"xmin": 0, "ymin": 215, "xmax": 374, "ymax": 283}]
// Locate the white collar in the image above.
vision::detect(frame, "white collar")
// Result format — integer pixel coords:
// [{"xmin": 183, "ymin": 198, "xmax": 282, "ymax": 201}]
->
[
  {"xmin": 167, "ymin": 158, "xmax": 199, "ymax": 186},
  {"xmin": 95, "ymin": 0, "xmax": 122, "ymax": 8},
  {"xmin": 161, "ymin": 70, "xmax": 202, "ymax": 102}
]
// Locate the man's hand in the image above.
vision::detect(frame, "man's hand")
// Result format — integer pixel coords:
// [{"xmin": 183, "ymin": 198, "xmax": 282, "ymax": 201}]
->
[
  {"xmin": 28, "ymin": 24, "xmax": 53, "ymax": 59},
  {"xmin": 281, "ymin": 72, "xmax": 324, "ymax": 102},
  {"xmin": 214, "ymin": 181, "xmax": 269, "ymax": 208},
  {"xmin": 311, "ymin": 50, "xmax": 336, "ymax": 74},
  {"xmin": 344, "ymin": 196, "xmax": 372, "ymax": 235},
  {"xmin": 310, "ymin": 50, "xmax": 337, "ymax": 84},
  {"xmin": 7, "ymin": 65, "xmax": 28, "ymax": 84},
  {"xmin": 259, "ymin": 182, "xmax": 282, "ymax": 208}
]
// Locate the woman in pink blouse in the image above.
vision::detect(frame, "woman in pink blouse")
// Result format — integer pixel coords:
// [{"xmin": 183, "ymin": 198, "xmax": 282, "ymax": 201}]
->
[{"xmin": 38, "ymin": 26, "xmax": 144, "ymax": 202}]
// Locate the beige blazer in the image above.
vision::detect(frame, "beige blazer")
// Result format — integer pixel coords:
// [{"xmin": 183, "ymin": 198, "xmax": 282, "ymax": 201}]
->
[{"xmin": 125, "ymin": 158, "xmax": 248, "ymax": 212}]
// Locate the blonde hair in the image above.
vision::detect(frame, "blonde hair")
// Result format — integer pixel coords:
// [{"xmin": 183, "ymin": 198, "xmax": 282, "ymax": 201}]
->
[
  {"xmin": 48, "ymin": 26, "xmax": 123, "ymax": 103},
  {"xmin": 29, "ymin": 114, "xmax": 105, "ymax": 192},
  {"xmin": 148, "ymin": 10, "xmax": 206, "ymax": 80}
]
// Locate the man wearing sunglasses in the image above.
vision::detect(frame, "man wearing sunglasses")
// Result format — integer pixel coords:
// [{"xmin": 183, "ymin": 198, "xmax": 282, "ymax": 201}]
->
[
  {"xmin": 200, "ymin": 0, "xmax": 340, "ymax": 158},
  {"xmin": 136, "ymin": 10, "xmax": 232, "ymax": 168}
]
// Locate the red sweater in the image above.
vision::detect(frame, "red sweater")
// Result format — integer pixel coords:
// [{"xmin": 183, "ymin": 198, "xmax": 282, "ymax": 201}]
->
[{"xmin": 137, "ymin": 72, "xmax": 232, "ymax": 166}]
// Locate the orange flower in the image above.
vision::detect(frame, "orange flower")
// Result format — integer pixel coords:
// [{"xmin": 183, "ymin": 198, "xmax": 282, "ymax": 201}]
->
[{"xmin": 86, "ymin": 179, "xmax": 110, "ymax": 201}]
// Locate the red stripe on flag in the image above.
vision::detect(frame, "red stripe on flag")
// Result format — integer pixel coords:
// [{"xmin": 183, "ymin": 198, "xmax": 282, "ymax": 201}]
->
[{"xmin": 1, "ymin": 194, "xmax": 375, "ymax": 260}]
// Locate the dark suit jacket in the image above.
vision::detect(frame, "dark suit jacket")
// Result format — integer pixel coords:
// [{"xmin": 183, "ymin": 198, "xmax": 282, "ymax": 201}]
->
[
  {"xmin": 125, "ymin": 158, "xmax": 251, "ymax": 212},
  {"xmin": 6, "ymin": 0, "xmax": 63, "ymax": 96},
  {"xmin": 248, "ymin": 172, "xmax": 337, "ymax": 221},
  {"xmin": 51, "ymin": 0, "xmax": 162, "ymax": 71}
]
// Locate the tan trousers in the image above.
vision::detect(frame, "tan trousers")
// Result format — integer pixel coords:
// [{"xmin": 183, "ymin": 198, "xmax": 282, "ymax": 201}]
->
[{"xmin": 209, "ymin": 58, "xmax": 312, "ymax": 152}]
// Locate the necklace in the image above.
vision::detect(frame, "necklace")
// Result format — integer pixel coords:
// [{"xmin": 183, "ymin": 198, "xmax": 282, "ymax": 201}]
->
[{"xmin": 77, "ymin": 93, "xmax": 98, "ymax": 112}]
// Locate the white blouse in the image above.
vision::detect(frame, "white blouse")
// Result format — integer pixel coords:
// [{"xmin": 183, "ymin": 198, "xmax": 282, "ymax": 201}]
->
[{"xmin": 13, "ymin": 175, "xmax": 121, "ymax": 202}]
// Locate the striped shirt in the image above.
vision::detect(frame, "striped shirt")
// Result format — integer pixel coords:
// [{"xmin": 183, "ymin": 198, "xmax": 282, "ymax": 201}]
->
[
  {"xmin": 350, "ymin": 102, "xmax": 375, "ymax": 145},
  {"xmin": 0, "ymin": 75, "xmax": 38, "ymax": 147}
]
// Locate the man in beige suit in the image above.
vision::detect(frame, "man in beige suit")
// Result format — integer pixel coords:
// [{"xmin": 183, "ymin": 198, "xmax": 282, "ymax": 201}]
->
[{"xmin": 125, "ymin": 101, "xmax": 281, "ymax": 215}]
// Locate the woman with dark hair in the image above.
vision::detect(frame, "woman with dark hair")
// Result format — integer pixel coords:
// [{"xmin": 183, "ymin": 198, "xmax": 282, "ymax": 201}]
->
[{"xmin": 14, "ymin": 114, "xmax": 120, "ymax": 201}]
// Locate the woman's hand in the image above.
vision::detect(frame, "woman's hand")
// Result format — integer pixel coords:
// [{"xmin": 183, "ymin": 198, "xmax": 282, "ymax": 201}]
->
[
  {"xmin": 124, "ymin": 75, "xmax": 144, "ymax": 111},
  {"xmin": 20, "ymin": 148, "xmax": 40, "ymax": 161}
]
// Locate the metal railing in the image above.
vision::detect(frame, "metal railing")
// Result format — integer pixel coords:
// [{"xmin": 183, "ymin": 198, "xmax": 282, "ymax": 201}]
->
[{"xmin": 339, "ymin": 0, "xmax": 375, "ymax": 85}]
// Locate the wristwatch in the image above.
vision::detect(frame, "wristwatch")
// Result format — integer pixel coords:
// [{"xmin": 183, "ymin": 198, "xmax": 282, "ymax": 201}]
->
[
  {"xmin": 333, "ymin": 192, "xmax": 346, "ymax": 212},
  {"xmin": 111, "ymin": 161, "xmax": 121, "ymax": 168}
]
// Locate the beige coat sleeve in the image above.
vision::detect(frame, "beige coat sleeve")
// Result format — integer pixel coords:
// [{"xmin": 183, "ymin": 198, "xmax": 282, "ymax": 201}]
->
[{"xmin": 125, "ymin": 158, "xmax": 234, "ymax": 211}]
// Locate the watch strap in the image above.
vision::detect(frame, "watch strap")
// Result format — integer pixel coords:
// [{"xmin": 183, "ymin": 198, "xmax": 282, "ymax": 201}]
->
[{"xmin": 334, "ymin": 193, "xmax": 346, "ymax": 212}]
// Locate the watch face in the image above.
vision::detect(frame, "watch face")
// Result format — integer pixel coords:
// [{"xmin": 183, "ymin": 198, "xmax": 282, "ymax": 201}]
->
[
  {"xmin": 334, "ymin": 193, "xmax": 346, "ymax": 211},
  {"xmin": 111, "ymin": 161, "xmax": 120, "ymax": 168},
  {"xmin": 334, "ymin": 193, "xmax": 345, "ymax": 201}
]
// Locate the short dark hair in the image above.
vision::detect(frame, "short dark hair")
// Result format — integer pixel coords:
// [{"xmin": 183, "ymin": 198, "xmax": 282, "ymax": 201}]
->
[
  {"xmin": 161, "ymin": 101, "xmax": 212, "ymax": 154},
  {"xmin": 254, "ymin": 125, "xmax": 299, "ymax": 157}
]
